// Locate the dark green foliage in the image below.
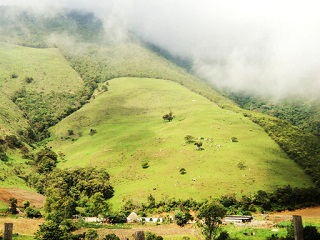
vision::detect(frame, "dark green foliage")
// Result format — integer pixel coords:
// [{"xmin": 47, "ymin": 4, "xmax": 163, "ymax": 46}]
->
[
  {"xmin": 9, "ymin": 197, "xmax": 18, "ymax": 214},
  {"xmin": 141, "ymin": 161, "xmax": 149, "ymax": 169},
  {"xmin": 105, "ymin": 212, "xmax": 127, "ymax": 224},
  {"xmin": 266, "ymin": 234, "xmax": 281, "ymax": 240},
  {"xmin": 216, "ymin": 231, "xmax": 231, "ymax": 240},
  {"xmin": 31, "ymin": 167, "xmax": 113, "ymax": 219},
  {"xmin": 25, "ymin": 206, "xmax": 42, "ymax": 218},
  {"xmin": 303, "ymin": 225, "xmax": 320, "ymax": 240},
  {"xmin": 5, "ymin": 135, "xmax": 23, "ymax": 148},
  {"xmin": 198, "ymin": 201, "xmax": 226, "ymax": 240},
  {"xmin": 104, "ymin": 233, "xmax": 120, "ymax": 240},
  {"xmin": 33, "ymin": 148, "xmax": 58, "ymax": 173},
  {"xmin": 23, "ymin": 200, "xmax": 30, "ymax": 208},
  {"xmin": 228, "ymin": 93, "xmax": 320, "ymax": 136},
  {"xmin": 35, "ymin": 220, "xmax": 63, "ymax": 240},
  {"xmin": 11, "ymin": 73, "xmax": 18, "ymax": 78},
  {"xmin": 86, "ymin": 229, "xmax": 98, "ymax": 240},
  {"xmin": 25, "ymin": 77, "xmax": 33, "ymax": 83},
  {"xmin": 248, "ymin": 113, "xmax": 320, "ymax": 187},
  {"xmin": 184, "ymin": 135, "xmax": 195, "ymax": 144},
  {"xmin": 285, "ymin": 222, "xmax": 294, "ymax": 240},
  {"xmin": 145, "ymin": 232, "xmax": 163, "ymax": 240},
  {"xmin": 121, "ymin": 199, "xmax": 139, "ymax": 216},
  {"xmin": 89, "ymin": 129, "xmax": 97, "ymax": 136},
  {"xmin": 11, "ymin": 89, "xmax": 85, "ymax": 142},
  {"xmin": 35, "ymin": 219, "xmax": 81, "ymax": 240},
  {"xmin": 174, "ymin": 210, "xmax": 193, "ymax": 226},
  {"xmin": 231, "ymin": 137, "xmax": 238, "ymax": 142},
  {"xmin": 0, "ymin": 146, "xmax": 8, "ymax": 162},
  {"xmin": 162, "ymin": 111, "xmax": 174, "ymax": 122},
  {"xmin": 179, "ymin": 168, "xmax": 187, "ymax": 175},
  {"xmin": 219, "ymin": 194, "xmax": 238, "ymax": 208}
]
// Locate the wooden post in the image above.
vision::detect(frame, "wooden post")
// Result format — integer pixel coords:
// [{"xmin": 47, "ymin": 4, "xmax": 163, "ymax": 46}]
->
[
  {"xmin": 293, "ymin": 215, "xmax": 303, "ymax": 240},
  {"xmin": 4, "ymin": 223, "xmax": 13, "ymax": 240},
  {"xmin": 134, "ymin": 231, "xmax": 145, "ymax": 240}
]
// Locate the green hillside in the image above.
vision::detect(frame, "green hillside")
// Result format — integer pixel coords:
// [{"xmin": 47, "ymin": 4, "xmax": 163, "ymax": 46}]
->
[
  {"xmin": 49, "ymin": 77, "xmax": 313, "ymax": 207},
  {"xmin": 0, "ymin": 41, "xmax": 84, "ymax": 140}
]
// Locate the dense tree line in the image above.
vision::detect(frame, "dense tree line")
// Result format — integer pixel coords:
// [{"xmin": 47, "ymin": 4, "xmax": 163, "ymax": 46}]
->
[{"xmin": 227, "ymin": 93, "xmax": 320, "ymax": 136}]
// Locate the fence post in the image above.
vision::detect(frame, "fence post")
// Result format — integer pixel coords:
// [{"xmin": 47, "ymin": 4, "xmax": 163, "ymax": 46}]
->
[
  {"xmin": 4, "ymin": 223, "xmax": 13, "ymax": 240},
  {"xmin": 293, "ymin": 215, "xmax": 303, "ymax": 240},
  {"xmin": 134, "ymin": 231, "xmax": 145, "ymax": 240}
]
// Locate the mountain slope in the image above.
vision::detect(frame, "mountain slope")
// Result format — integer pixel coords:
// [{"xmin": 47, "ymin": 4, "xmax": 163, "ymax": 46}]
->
[
  {"xmin": 0, "ymin": 41, "xmax": 84, "ymax": 140},
  {"xmin": 49, "ymin": 77, "xmax": 313, "ymax": 207}
]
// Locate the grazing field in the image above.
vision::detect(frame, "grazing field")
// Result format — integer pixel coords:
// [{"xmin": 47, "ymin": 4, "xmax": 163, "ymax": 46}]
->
[
  {"xmin": 0, "ymin": 41, "xmax": 83, "ymax": 96},
  {"xmin": 0, "ymin": 41, "xmax": 84, "ymax": 137},
  {"xmin": 49, "ymin": 77, "xmax": 313, "ymax": 208}
]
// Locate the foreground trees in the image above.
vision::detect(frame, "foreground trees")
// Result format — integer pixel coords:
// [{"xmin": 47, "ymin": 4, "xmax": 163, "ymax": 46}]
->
[
  {"xmin": 35, "ymin": 167, "xmax": 114, "ymax": 239},
  {"xmin": 198, "ymin": 201, "xmax": 226, "ymax": 240}
]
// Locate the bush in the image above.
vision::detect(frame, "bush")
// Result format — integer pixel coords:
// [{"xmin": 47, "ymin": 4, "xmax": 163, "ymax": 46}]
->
[
  {"xmin": 106, "ymin": 212, "xmax": 127, "ymax": 224},
  {"xmin": 145, "ymin": 232, "xmax": 163, "ymax": 240},
  {"xmin": 25, "ymin": 77, "xmax": 33, "ymax": 83},
  {"xmin": 175, "ymin": 210, "xmax": 193, "ymax": 227},
  {"xmin": 179, "ymin": 168, "xmax": 187, "ymax": 175},
  {"xmin": 184, "ymin": 135, "xmax": 195, "ymax": 144},
  {"xmin": 86, "ymin": 229, "xmax": 98, "ymax": 240},
  {"xmin": 141, "ymin": 161, "xmax": 149, "ymax": 169},
  {"xmin": 11, "ymin": 73, "xmax": 18, "ymax": 78},
  {"xmin": 25, "ymin": 206, "xmax": 42, "ymax": 218},
  {"xmin": 231, "ymin": 137, "xmax": 238, "ymax": 142},
  {"xmin": 104, "ymin": 233, "xmax": 120, "ymax": 240},
  {"xmin": 9, "ymin": 198, "xmax": 18, "ymax": 214},
  {"xmin": 89, "ymin": 129, "xmax": 97, "ymax": 136}
]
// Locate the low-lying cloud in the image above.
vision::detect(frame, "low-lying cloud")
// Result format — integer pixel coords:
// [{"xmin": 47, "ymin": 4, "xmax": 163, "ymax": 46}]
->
[{"xmin": 1, "ymin": 0, "xmax": 320, "ymax": 99}]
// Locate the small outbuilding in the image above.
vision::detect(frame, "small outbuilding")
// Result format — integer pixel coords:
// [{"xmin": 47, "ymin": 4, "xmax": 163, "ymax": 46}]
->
[{"xmin": 127, "ymin": 212, "xmax": 139, "ymax": 223}]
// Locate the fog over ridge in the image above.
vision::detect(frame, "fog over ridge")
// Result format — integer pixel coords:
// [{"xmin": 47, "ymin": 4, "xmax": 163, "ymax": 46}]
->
[{"xmin": 1, "ymin": 0, "xmax": 320, "ymax": 99}]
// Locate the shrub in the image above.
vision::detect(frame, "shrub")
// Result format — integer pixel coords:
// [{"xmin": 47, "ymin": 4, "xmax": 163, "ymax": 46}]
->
[
  {"xmin": 9, "ymin": 198, "xmax": 18, "ymax": 214},
  {"xmin": 231, "ymin": 137, "xmax": 238, "ymax": 142},
  {"xmin": 104, "ymin": 233, "xmax": 120, "ymax": 240},
  {"xmin": 23, "ymin": 200, "xmax": 30, "ymax": 208},
  {"xmin": 179, "ymin": 168, "xmax": 187, "ymax": 175},
  {"xmin": 11, "ymin": 73, "xmax": 18, "ymax": 78},
  {"xmin": 86, "ymin": 229, "xmax": 98, "ymax": 240},
  {"xmin": 25, "ymin": 77, "xmax": 33, "ymax": 83},
  {"xmin": 145, "ymin": 232, "xmax": 163, "ymax": 240},
  {"xmin": 89, "ymin": 129, "xmax": 97, "ymax": 136},
  {"xmin": 175, "ymin": 210, "xmax": 193, "ymax": 227},
  {"xmin": 184, "ymin": 135, "xmax": 195, "ymax": 144},
  {"xmin": 142, "ymin": 161, "xmax": 149, "ymax": 169},
  {"xmin": 237, "ymin": 161, "xmax": 247, "ymax": 170},
  {"xmin": 25, "ymin": 206, "xmax": 42, "ymax": 218}
]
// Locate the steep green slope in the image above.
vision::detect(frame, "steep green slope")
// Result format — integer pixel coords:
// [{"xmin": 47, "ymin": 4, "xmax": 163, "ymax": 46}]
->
[
  {"xmin": 49, "ymin": 77, "xmax": 313, "ymax": 207},
  {"xmin": 0, "ymin": 41, "xmax": 84, "ymax": 140}
]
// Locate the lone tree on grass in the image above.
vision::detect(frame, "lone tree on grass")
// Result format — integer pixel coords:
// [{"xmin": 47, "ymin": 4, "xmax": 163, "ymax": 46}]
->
[
  {"xmin": 162, "ymin": 111, "xmax": 174, "ymax": 122},
  {"xmin": 198, "ymin": 201, "xmax": 226, "ymax": 240}
]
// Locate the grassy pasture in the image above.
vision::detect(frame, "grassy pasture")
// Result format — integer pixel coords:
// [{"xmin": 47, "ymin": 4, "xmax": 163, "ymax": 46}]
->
[
  {"xmin": 0, "ymin": 42, "xmax": 83, "ymax": 96},
  {"xmin": 0, "ymin": 42, "xmax": 84, "ymax": 136},
  {"xmin": 49, "ymin": 77, "xmax": 313, "ymax": 208}
]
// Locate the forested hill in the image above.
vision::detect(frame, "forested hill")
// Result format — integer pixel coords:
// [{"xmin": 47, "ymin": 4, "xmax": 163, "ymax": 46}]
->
[
  {"xmin": 0, "ymin": 6, "xmax": 319, "ymax": 201},
  {"xmin": 227, "ymin": 93, "xmax": 320, "ymax": 136}
]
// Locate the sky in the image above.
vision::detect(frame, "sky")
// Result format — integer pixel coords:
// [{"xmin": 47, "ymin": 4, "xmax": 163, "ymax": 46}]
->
[{"xmin": 1, "ymin": 0, "xmax": 320, "ymax": 99}]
